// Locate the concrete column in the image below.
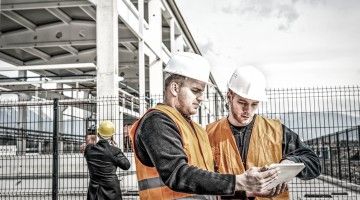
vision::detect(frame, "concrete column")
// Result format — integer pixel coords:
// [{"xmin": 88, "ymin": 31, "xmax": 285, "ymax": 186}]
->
[
  {"xmin": 58, "ymin": 111, "xmax": 64, "ymax": 154},
  {"xmin": 16, "ymin": 100, "xmax": 27, "ymax": 155},
  {"xmin": 38, "ymin": 101, "xmax": 44, "ymax": 154},
  {"xmin": 96, "ymin": 0, "xmax": 119, "ymax": 98},
  {"xmin": 96, "ymin": 0, "xmax": 120, "ymax": 143},
  {"xmin": 57, "ymin": 83, "xmax": 64, "ymax": 154},
  {"xmin": 16, "ymin": 71, "xmax": 28, "ymax": 155},
  {"xmin": 118, "ymin": 112, "xmax": 124, "ymax": 149},
  {"xmin": 148, "ymin": 0, "xmax": 162, "ymax": 50},
  {"xmin": 170, "ymin": 18, "xmax": 184, "ymax": 53},
  {"xmin": 170, "ymin": 18, "xmax": 176, "ymax": 52},
  {"xmin": 38, "ymin": 142, "xmax": 42, "ymax": 154},
  {"xmin": 149, "ymin": 55, "xmax": 163, "ymax": 104},
  {"xmin": 148, "ymin": 0, "xmax": 163, "ymax": 103},
  {"xmin": 138, "ymin": 0, "xmax": 146, "ymax": 115}
]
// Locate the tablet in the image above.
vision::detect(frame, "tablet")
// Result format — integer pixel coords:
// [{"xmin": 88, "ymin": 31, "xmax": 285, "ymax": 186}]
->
[{"xmin": 263, "ymin": 163, "xmax": 305, "ymax": 190}]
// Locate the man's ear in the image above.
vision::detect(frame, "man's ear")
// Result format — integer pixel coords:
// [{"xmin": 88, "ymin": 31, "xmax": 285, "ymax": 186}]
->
[
  {"xmin": 227, "ymin": 90, "xmax": 232, "ymax": 102},
  {"xmin": 169, "ymin": 82, "xmax": 179, "ymax": 97}
]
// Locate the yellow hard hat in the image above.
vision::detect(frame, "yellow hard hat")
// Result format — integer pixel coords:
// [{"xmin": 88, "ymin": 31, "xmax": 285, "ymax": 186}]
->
[{"xmin": 97, "ymin": 121, "xmax": 115, "ymax": 138}]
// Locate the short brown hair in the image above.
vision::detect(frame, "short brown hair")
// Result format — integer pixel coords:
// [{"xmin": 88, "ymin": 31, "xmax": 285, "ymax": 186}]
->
[{"xmin": 164, "ymin": 73, "xmax": 187, "ymax": 89}]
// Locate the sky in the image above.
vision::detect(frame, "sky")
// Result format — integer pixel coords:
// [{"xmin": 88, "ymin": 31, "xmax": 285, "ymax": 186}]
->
[{"xmin": 176, "ymin": 0, "xmax": 360, "ymax": 91}]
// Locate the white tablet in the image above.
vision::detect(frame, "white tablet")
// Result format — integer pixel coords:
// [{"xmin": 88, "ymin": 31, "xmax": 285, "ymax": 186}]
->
[{"xmin": 263, "ymin": 163, "xmax": 305, "ymax": 190}]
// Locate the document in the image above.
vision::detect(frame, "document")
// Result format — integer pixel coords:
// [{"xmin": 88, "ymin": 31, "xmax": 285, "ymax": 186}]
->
[{"xmin": 263, "ymin": 163, "xmax": 305, "ymax": 190}]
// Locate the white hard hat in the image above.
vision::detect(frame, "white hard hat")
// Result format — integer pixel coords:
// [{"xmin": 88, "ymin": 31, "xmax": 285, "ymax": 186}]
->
[
  {"xmin": 164, "ymin": 52, "xmax": 212, "ymax": 84},
  {"xmin": 227, "ymin": 66, "xmax": 267, "ymax": 101}
]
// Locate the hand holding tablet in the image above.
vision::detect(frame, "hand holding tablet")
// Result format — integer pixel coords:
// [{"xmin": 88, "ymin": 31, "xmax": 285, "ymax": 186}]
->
[{"xmin": 263, "ymin": 163, "xmax": 305, "ymax": 190}]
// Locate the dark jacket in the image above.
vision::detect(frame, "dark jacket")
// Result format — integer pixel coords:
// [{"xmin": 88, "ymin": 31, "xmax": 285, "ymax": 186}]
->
[{"xmin": 85, "ymin": 139, "xmax": 131, "ymax": 200}]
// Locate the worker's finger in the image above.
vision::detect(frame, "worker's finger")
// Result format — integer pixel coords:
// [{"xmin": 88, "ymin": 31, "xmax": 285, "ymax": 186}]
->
[
  {"xmin": 275, "ymin": 184, "xmax": 282, "ymax": 195},
  {"xmin": 280, "ymin": 183, "xmax": 288, "ymax": 193},
  {"xmin": 258, "ymin": 167, "xmax": 279, "ymax": 179}
]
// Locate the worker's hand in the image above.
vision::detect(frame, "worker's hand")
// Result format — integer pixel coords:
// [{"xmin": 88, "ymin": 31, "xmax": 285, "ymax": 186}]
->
[
  {"xmin": 249, "ymin": 182, "xmax": 288, "ymax": 198},
  {"xmin": 80, "ymin": 143, "xmax": 86, "ymax": 154},
  {"xmin": 235, "ymin": 166, "xmax": 279, "ymax": 192}
]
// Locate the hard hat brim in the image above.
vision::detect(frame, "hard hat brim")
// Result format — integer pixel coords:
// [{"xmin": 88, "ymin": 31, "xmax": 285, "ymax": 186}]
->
[
  {"xmin": 163, "ymin": 69, "xmax": 214, "ymax": 86},
  {"xmin": 229, "ymin": 87, "xmax": 268, "ymax": 102}
]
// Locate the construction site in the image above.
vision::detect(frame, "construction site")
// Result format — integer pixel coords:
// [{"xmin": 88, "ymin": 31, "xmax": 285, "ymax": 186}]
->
[{"xmin": 0, "ymin": 0, "xmax": 359, "ymax": 199}]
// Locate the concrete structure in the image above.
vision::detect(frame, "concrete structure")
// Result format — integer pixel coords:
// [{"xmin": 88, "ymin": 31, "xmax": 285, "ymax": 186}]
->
[{"xmin": 0, "ymin": 0, "xmax": 225, "ymax": 150}]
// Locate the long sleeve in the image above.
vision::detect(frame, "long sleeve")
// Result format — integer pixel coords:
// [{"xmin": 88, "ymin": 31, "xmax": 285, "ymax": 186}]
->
[
  {"xmin": 111, "ymin": 146, "xmax": 131, "ymax": 170},
  {"xmin": 282, "ymin": 124, "xmax": 321, "ymax": 180},
  {"xmin": 135, "ymin": 111, "xmax": 235, "ymax": 195}
]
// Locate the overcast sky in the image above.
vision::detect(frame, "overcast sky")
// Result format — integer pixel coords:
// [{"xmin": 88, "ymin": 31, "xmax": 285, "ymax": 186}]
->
[{"xmin": 176, "ymin": 0, "xmax": 360, "ymax": 90}]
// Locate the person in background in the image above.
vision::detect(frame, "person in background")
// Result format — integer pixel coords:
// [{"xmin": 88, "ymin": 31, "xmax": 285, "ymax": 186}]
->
[
  {"xmin": 84, "ymin": 120, "xmax": 130, "ymax": 200},
  {"xmin": 130, "ymin": 52, "xmax": 280, "ymax": 200},
  {"xmin": 123, "ymin": 124, "xmax": 132, "ymax": 152},
  {"xmin": 206, "ymin": 66, "xmax": 321, "ymax": 200}
]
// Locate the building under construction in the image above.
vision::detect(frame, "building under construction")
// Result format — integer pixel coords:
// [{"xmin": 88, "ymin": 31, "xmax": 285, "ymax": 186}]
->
[{"xmin": 0, "ymin": 0, "xmax": 359, "ymax": 199}]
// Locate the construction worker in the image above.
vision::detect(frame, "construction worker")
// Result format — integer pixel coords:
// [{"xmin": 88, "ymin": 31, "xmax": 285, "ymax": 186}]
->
[
  {"xmin": 130, "ymin": 52, "xmax": 280, "ymax": 200},
  {"xmin": 206, "ymin": 66, "xmax": 321, "ymax": 200},
  {"xmin": 84, "ymin": 121, "xmax": 131, "ymax": 200}
]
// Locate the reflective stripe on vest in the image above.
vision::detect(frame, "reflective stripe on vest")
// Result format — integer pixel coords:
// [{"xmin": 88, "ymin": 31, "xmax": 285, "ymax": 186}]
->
[
  {"xmin": 138, "ymin": 177, "xmax": 165, "ymax": 191},
  {"xmin": 138, "ymin": 177, "xmax": 217, "ymax": 200},
  {"xmin": 177, "ymin": 195, "xmax": 218, "ymax": 200}
]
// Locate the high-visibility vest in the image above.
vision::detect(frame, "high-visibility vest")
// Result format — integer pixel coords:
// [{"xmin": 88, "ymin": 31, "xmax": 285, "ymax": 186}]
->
[
  {"xmin": 130, "ymin": 104, "xmax": 215, "ymax": 200},
  {"xmin": 206, "ymin": 115, "xmax": 289, "ymax": 200}
]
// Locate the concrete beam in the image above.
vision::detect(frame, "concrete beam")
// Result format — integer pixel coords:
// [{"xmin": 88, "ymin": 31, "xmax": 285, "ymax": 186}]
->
[
  {"xmin": 23, "ymin": 48, "xmax": 95, "ymax": 65},
  {"xmin": 121, "ymin": 42, "xmax": 137, "ymax": 53},
  {"xmin": 22, "ymin": 48, "xmax": 137, "ymax": 65},
  {"xmin": 0, "ymin": 63, "xmax": 96, "ymax": 71},
  {"xmin": 0, "ymin": 52, "xmax": 24, "ymax": 65},
  {"xmin": 130, "ymin": 0, "xmax": 149, "ymax": 3},
  {"xmin": 65, "ymin": 68, "xmax": 84, "ymax": 75},
  {"xmin": 0, "ymin": 20, "xmax": 137, "ymax": 47},
  {"xmin": 60, "ymin": 45, "xmax": 79, "ymax": 55},
  {"xmin": 0, "ymin": 1, "xmax": 93, "ymax": 11},
  {"xmin": 0, "ymin": 39, "xmax": 137, "ymax": 49},
  {"xmin": 0, "ymin": 87, "xmax": 11, "ymax": 91},
  {"xmin": 46, "ymin": 8, "xmax": 72, "ymax": 24},
  {"xmin": 80, "ymin": 6, "xmax": 96, "ymax": 21},
  {"xmin": 0, "ymin": 78, "xmax": 95, "ymax": 86},
  {"xmin": 1, "ymin": 11, "xmax": 36, "ymax": 32},
  {"xmin": 21, "ymin": 47, "xmax": 51, "ymax": 61},
  {"xmin": 119, "ymin": 61, "xmax": 138, "ymax": 67}
]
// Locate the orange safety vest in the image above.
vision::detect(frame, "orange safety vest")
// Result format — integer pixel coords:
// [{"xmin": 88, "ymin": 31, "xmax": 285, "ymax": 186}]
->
[
  {"xmin": 130, "ymin": 104, "xmax": 215, "ymax": 200},
  {"xmin": 206, "ymin": 115, "xmax": 289, "ymax": 200}
]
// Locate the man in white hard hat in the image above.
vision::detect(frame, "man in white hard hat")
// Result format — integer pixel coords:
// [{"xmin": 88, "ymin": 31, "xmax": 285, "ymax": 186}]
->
[
  {"xmin": 207, "ymin": 66, "xmax": 321, "ymax": 199},
  {"xmin": 130, "ymin": 53, "xmax": 280, "ymax": 200}
]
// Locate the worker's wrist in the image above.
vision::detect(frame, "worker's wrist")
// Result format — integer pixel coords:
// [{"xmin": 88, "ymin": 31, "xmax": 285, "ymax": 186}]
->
[
  {"xmin": 235, "ymin": 174, "xmax": 246, "ymax": 191},
  {"xmin": 246, "ymin": 191, "xmax": 254, "ymax": 197}
]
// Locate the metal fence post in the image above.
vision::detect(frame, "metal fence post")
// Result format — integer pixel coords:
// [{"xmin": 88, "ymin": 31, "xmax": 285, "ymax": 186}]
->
[
  {"xmin": 53, "ymin": 98, "xmax": 59, "ymax": 200},
  {"xmin": 336, "ymin": 131, "xmax": 342, "ymax": 180},
  {"xmin": 345, "ymin": 129, "xmax": 351, "ymax": 183}
]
